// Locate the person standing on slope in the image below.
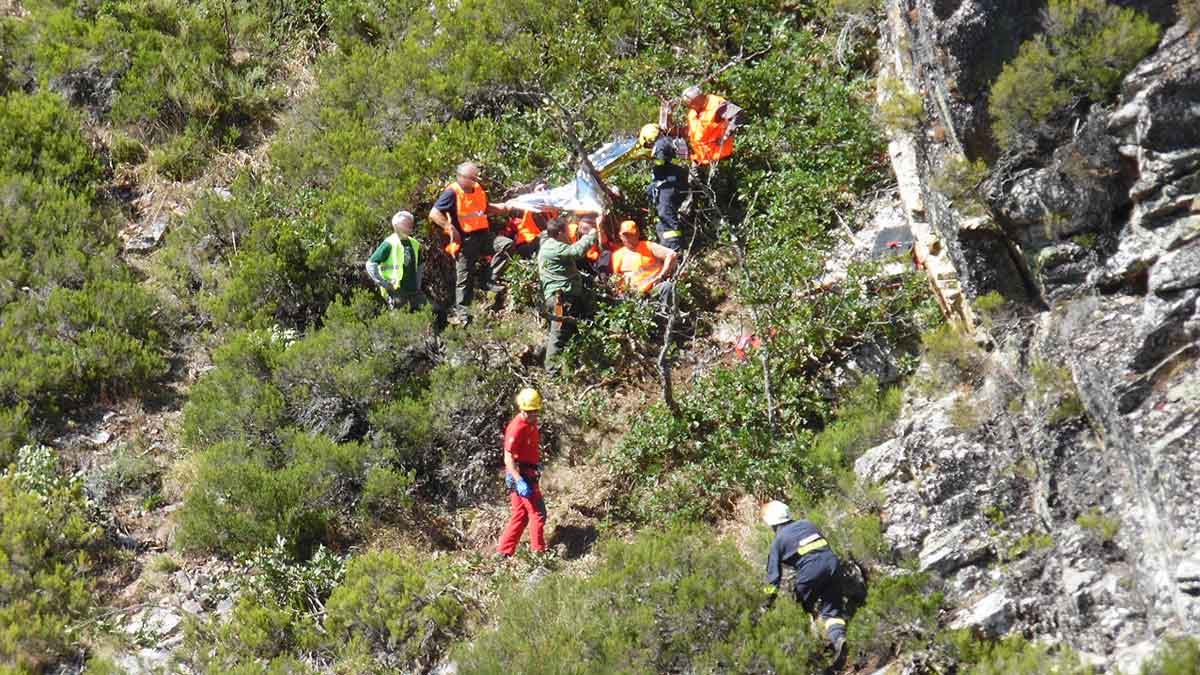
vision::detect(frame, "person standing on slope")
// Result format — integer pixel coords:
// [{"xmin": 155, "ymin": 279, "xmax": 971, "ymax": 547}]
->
[
  {"xmin": 663, "ymin": 86, "xmax": 744, "ymax": 226},
  {"xmin": 496, "ymin": 388, "xmax": 547, "ymax": 558},
  {"xmin": 365, "ymin": 210, "xmax": 431, "ymax": 312},
  {"xmin": 537, "ymin": 216, "xmax": 599, "ymax": 370},
  {"xmin": 429, "ymin": 161, "xmax": 515, "ymax": 319},
  {"xmin": 762, "ymin": 500, "xmax": 849, "ymax": 669}
]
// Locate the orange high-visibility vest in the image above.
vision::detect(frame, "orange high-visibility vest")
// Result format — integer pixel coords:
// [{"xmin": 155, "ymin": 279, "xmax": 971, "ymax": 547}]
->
[
  {"xmin": 515, "ymin": 211, "xmax": 541, "ymax": 245},
  {"xmin": 687, "ymin": 94, "xmax": 735, "ymax": 165},
  {"xmin": 612, "ymin": 241, "xmax": 663, "ymax": 294},
  {"xmin": 449, "ymin": 182, "xmax": 490, "ymax": 233}
]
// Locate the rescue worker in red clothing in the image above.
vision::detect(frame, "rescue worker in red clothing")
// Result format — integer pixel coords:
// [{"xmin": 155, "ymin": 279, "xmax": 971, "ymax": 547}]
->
[{"xmin": 496, "ymin": 387, "xmax": 547, "ymax": 558}]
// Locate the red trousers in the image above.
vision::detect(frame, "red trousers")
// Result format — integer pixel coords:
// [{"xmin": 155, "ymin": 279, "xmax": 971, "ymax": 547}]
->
[{"xmin": 497, "ymin": 487, "xmax": 546, "ymax": 555}]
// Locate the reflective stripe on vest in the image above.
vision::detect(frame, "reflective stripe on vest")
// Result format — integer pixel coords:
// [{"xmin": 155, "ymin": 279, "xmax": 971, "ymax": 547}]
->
[
  {"xmin": 613, "ymin": 241, "xmax": 663, "ymax": 294},
  {"xmin": 687, "ymin": 94, "xmax": 734, "ymax": 165},
  {"xmin": 379, "ymin": 233, "xmax": 420, "ymax": 293},
  {"xmin": 515, "ymin": 211, "xmax": 541, "ymax": 245},
  {"xmin": 449, "ymin": 182, "xmax": 490, "ymax": 233},
  {"xmin": 795, "ymin": 535, "xmax": 828, "ymax": 557}
]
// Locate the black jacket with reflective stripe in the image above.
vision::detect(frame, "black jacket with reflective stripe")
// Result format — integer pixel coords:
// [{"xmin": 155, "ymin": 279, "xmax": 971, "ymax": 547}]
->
[{"xmin": 765, "ymin": 519, "xmax": 833, "ymax": 587}]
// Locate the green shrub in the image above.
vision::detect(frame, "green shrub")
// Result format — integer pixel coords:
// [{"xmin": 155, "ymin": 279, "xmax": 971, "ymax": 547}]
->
[
  {"xmin": 457, "ymin": 528, "xmax": 827, "ymax": 674},
  {"xmin": 91, "ymin": 445, "xmax": 161, "ymax": 504},
  {"xmin": 181, "ymin": 330, "xmax": 288, "ymax": 450},
  {"xmin": 922, "ymin": 323, "xmax": 988, "ymax": 387},
  {"xmin": 1075, "ymin": 507, "xmax": 1120, "ymax": 543},
  {"xmin": 848, "ymin": 572, "xmax": 943, "ymax": 662},
  {"xmin": 175, "ymin": 431, "xmax": 374, "ymax": 557},
  {"xmin": 0, "ymin": 405, "xmax": 29, "ymax": 468},
  {"xmin": 809, "ymin": 377, "xmax": 902, "ymax": 465},
  {"xmin": 0, "ymin": 174, "xmax": 118, "ymax": 304},
  {"xmin": 239, "ymin": 536, "xmax": 346, "ymax": 618},
  {"xmin": 792, "ymin": 488, "xmax": 889, "ymax": 577},
  {"xmin": 358, "ymin": 466, "xmax": 415, "ymax": 522},
  {"xmin": 179, "ymin": 595, "xmax": 320, "ymax": 671},
  {"xmin": 563, "ymin": 287, "xmax": 669, "ymax": 376},
  {"xmin": 950, "ymin": 633, "xmax": 1093, "ymax": 674},
  {"xmin": 1005, "ymin": 531, "xmax": 1054, "ymax": 561},
  {"xmin": 990, "ymin": 0, "xmax": 1160, "ymax": 149},
  {"xmin": 0, "ymin": 445, "xmax": 102, "ymax": 670},
  {"xmin": 822, "ymin": 0, "xmax": 880, "ymax": 18},
  {"xmin": 950, "ymin": 394, "xmax": 986, "ymax": 430},
  {"xmin": 932, "ymin": 156, "xmax": 990, "ymax": 215},
  {"xmin": 1029, "ymin": 356, "xmax": 1085, "ymax": 424},
  {"xmin": 1141, "ymin": 637, "xmax": 1200, "ymax": 675},
  {"xmin": 0, "ymin": 90, "xmax": 101, "ymax": 190},
  {"xmin": 876, "ymin": 76, "xmax": 925, "ymax": 132},
  {"xmin": 0, "ymin": 280, "xmax": 170, "ymax": 415},
  {"xmin": 324, "ymin": 550, "xmax": 465, "ymax": 669}
]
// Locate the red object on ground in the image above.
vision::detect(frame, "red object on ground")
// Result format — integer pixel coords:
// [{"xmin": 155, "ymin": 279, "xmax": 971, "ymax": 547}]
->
[
  {"xmin": 498, "ymin": 487, "xmax": 547, "ymax": 554},
  {"xmin": 734, "ymin": 334, "xmax": 763, "ymax": 361}
]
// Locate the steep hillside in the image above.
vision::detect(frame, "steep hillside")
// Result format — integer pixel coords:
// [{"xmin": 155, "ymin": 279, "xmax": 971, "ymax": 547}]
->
[{"xmin": 0, "ymin": 0, "xmax": 1197, "ymax": 674}]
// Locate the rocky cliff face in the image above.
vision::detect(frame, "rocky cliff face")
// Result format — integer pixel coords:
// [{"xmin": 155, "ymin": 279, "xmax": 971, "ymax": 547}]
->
[{"xmin": 865, "ymin": 2, "xmax": 1198, "ymax": 670}]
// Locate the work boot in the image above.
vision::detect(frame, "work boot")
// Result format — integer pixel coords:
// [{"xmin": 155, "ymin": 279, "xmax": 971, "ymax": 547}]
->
[{"xmin": 831, "ymin": 636, "xmax": 848, "ymax": 670}]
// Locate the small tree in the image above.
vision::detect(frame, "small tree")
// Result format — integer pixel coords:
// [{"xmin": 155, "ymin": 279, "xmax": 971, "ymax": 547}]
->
[{"xmin": 990, "ymin": 0, "xmax": 1159, "ymax": 149}]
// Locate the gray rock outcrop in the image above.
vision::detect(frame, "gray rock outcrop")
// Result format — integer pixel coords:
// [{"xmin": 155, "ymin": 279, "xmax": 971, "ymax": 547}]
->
[{"xmin": 867, "ymin": 3, "xmax": 1199, "ymax": 669}]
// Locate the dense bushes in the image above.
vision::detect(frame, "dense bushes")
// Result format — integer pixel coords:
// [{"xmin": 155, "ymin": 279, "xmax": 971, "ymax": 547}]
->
[
  {"xmin": 177, "ymin": 293, "xmax": 530, "ymax": 556},
  {"xmin": 990, "ymin": 0, "xmax": 1159, "ymax": 149},
  {"xmin": 0, "ymin": 90, "xmax": 169, "ymax": 418},
  {"xmin": 456, "ymin": 528, "xmax": 826, "ymax": 674},
  {"xmin": 175, "ymin": 432, "xmax": 374, "ymax": 557},
  {"xmin": 0, "ymin": 445, "xmax": 103, "ymax": 670},
  {"xmin": 7, "ymin": 0, "xmax": 292, "ymax": 178},
  {"xmin": 179, "ymin": 548, "xmax": 466, "ymax": 672},
  {"xmin": 324, "ymin": 551, "xmax": 465, "ymax": 668},
  {"xmin": 609, "ymin": 276, "xmax": 928, "ymax": 524},
  {"xmin": 1139, "ymin": 637, "xmax": 1200, "ymax": 675}
]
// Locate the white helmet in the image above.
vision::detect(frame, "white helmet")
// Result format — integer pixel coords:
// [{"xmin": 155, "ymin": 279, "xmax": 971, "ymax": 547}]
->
[{"xmin": 761, "ymin": 500, "xmax": 792, "ymax": 526}]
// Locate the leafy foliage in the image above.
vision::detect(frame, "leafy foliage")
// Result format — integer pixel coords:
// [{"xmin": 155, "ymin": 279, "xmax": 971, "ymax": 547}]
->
[
  {"xmin": 0, "ymin": 90, "xmax": 169, "ymax": 419},
  {"xmin": 848, "ymin": 572, "xmax": 943, "ymax": 663},
  {"xmin": 324, "ymin": 550, "xmax": 465, "ymax": 669},
  {"xmin": 456, "ymin": 528, "xmax": 826, "ymax": 674},
  {"xmin": 0, "ymin": 445, "xmax": 102, "ymax": 670},
  {"xmin": 944, "ymin": 633, "xmax": 1093, "ymax": 674},
  {"xmin": 990, "ymin": 0, "xmax": 1160, "ymax": 149},
  {"xmin": 1141, "ymin": 637, "xmax": 1200, "ymax": 675}
]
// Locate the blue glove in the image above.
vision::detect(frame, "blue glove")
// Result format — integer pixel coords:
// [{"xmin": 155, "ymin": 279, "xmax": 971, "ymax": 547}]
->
[{"xmin": 515, "ymin": 477, "xmax": 532, "ymax": 498}]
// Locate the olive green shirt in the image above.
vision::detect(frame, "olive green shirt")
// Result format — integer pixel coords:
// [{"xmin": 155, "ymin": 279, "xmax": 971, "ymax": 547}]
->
[{"xmin": 537, "ymin": 230, "xmax": 598, "ymax": 302}]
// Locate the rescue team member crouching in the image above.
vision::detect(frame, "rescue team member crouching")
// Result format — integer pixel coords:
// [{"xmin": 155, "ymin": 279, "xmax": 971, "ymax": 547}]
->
[
  {"xmin": 496, "ymin": 388, "xmax": 546, "ymax": 558},
  {"xmin": 611, "ymin": 220, "xmax": 678, "ymax": 299},
  {"xmin": 762, "ymin": 500, "xmax": 849, "ymax": 669},
  {"xmin": 365, "ymin": 210, "xmax": 432, "ymax": 312},
  {"xmin": 537, "ymin": 216, "xmax": 599, "ymax": 370},
  {"xmin": 429, "ymin": 162, "xmax": 515, "ymax": 315}
]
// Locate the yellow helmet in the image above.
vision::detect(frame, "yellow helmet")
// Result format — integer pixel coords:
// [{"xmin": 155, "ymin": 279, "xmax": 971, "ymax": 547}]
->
[
  {"xmin": 516, "ymin": 387, "xmax": 543, "ymax": 411},
  {"xmin": 638, "ymin": 123, "xmax": 660, "ymax": 146}
]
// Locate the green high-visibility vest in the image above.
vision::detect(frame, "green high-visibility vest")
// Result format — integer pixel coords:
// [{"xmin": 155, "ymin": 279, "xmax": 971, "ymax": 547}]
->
[{"xmin": 379, "ymin": 233, "xmax": 420, "ymax": 293}]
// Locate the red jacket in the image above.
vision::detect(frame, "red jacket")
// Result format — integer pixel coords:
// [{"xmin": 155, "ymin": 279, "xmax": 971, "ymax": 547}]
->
[{"xmin": 504, "ymin": 413, "xmax": 540, "ymax": 465}]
